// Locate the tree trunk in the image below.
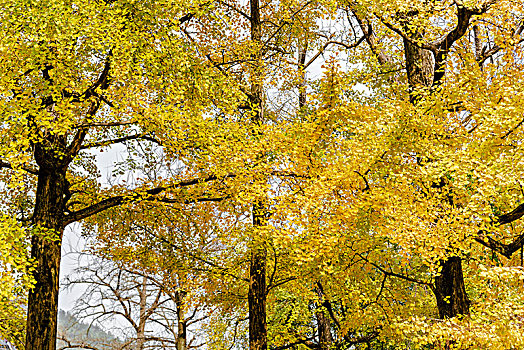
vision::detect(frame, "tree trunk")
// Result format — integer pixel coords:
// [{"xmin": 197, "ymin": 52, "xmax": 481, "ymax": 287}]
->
[
  {"xmin": 175, "ymin": 290, "xmax": 187, "ymax": 350},
  {"xmin": 403, "ymin": 38, "xmax": 434, "ymax": 102},
  {"xmin": 298, "ymin": 42, "xmax": 308, "ymax": 110},
  {"xmin": 249, "ymin": 1, "xmax": 267, "ymax": 350},
  {"xmin": 315, "ymin": 285, "xmax": 333, "ymax": 350},
  {"xmin": 249, "ymin": 203, "xmax": 267, "ymax": 350},
  {"xmin": 404, "ymin": 39, "xmax": 434, "ymax": 89},
  {"xmin": 26, "ymin": 148, "xmax": 68, "ymax": 350},
  {"xmin": 248, "ymin": 236, "xmax": 267, "ymax": 350},
  {"xmin": 434, "ymin": 257, "xmax": 470, "ymax": 318},
  {"xmin": 316, "ymin": 310, "xmax": 333, "ymax": 350},
  {"xmin": 136, "ymin": 276, "xmax": 147, "ymax": 350},
  {"xmin": 403, "ymin": 37, "xmax": 470, "ymax": 321}
]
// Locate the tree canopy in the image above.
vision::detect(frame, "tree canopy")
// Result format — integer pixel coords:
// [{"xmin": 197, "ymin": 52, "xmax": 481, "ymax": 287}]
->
[{"xmin": 1, "ymin": 0, "xmax": 524, "ymax": 349}]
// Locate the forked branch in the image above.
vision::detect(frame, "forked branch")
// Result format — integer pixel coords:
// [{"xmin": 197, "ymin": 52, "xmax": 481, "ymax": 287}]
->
[{"xmin": 475, "ymin": 203, "xmax": 524, "ymax": 258}]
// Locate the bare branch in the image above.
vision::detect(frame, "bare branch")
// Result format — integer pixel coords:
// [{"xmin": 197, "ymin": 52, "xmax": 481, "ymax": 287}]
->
[
  {"xmin": 57, "ymin": 335, "xmax": 100, "ymax": 350},
  {"xmin": 157, "ymin": 235, "xmax": 250, "ymax": 283},
  {"xmin": 304, "ymin": 36, "xmax": 365, "ymax": 69}
]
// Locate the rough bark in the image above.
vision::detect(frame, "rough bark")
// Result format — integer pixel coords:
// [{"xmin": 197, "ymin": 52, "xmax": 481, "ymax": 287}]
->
[
  {"xmin": 434, "ymin": 257, "xmax": 470, "ymax": 319},
  {"xmin": 249, "ymin": 245, "xmax": 267, "ymax": 350},
  {"xmin": 26, "ymin": 143, "xmax": 68, "ymax": 350},
  {"xmin": 403, "ymin": 37, "xmax": 470, "ymax": 321},
  {"xmin": 403, "ymin": 38, "xmax": 434, "ymax": 101},
  {"xmin": 298, "ymin": 42, "xmax": 308, "ymax": 110},
  {"xmin": 175, "ymin": 290, "xmax": 187, "ymax": 350},
  {"xmin": 316, "ymin": 310, "xmax": 333, "ymax": 350},
  {"xmin": 314, "ymin": 285, "xmax": 333, "ymax": 350},
  {"xmin": 248, "ymin": 1, "xmax": 268, "ymax": 349}
]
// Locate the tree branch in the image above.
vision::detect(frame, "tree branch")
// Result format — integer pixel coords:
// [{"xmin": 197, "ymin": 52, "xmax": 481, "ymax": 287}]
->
[
  {"xmin": 375, "ymin": 14, "xmax": 438, "ymax": 53},
  {"xmin": 63, "ymin": 174, "xmax": 232, "ymax": 226},
  {"xmin": 83, "ymin": 50, "xmax": 113, "ymax": 96},
  {"xmin": 351, "ymin": 9, "xmax": 392, "ymax": 66},
  {"xmin": 341, "ymin": 330, "xmax": 380, "ymax": 347},
  {"xmin": 474, "ymin": 202, "xmax": 524, "ymax": 258},
  {"xmin": 433, "ymin": 6, "xmax": 477, "ymax": 83},
  {"xmin": 304, "ymin": 36, "xmax": 365, "ymax": 69},
  {"xmin": 477, "ymin": 20, "xmax": 524, "ymax": 65},
  {"xmin": 0, "ymin": 159, "xmax": 38, "ymax": 175},
  {"xmin": 73, "ymin": 121, "xmax": 137, "ymax": 129},
  {"xmin": 156, "ymin": 235, "xmax": 250, "ymax": 283},
  {"xmin": 217, "ymin": 1, "xmax": 251, "ymax": 20},
  {"xmin": 80, "ymin": 133, "xmax": 162, "ymax": 150},
  {"xmin": 272, "ymin": 336, "xmax": 318, "ymax": 350},
  {"xmin": 57, "ymin": 336, "xmax": 100, "ymax": 350},
  {"xmin": 67, "ymin": 99, "xmax": 101, "ymax": 160},
  {"xmin": 357, "ymin": 253, "xmax": 432, "ymax": 287}
]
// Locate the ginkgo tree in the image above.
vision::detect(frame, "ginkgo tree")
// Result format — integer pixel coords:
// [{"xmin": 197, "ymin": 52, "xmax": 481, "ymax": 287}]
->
[
  {"xmin": 0, "ymin": 0, "xmax": 339, "ymax": 348},
  {"xmin": 0, "ymin": 0, "xmax": 247, "ymax": 349},
  {"xmin": 283, "ymin": 0, "xmax": 524, "ymax": 347},
  {"xmin": 3, "ymin": 0, "xmax": 524, "ymax": 348}
]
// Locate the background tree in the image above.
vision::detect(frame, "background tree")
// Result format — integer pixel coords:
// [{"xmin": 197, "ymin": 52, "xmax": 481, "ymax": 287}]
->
[{"xmin": 64, "ymin": 251, "xmax": 209, "ymax": 350}]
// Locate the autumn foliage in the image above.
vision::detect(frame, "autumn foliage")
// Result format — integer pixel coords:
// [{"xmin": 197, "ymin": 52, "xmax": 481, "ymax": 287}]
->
[{"xmin": 1, "ymin": 0, "xmax": 524, "ymax": 349}]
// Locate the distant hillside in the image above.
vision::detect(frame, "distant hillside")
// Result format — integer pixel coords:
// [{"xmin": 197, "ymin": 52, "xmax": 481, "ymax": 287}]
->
[{"xmin": 57, "ymin": 310, "xmax": 123, "ymax": 350}]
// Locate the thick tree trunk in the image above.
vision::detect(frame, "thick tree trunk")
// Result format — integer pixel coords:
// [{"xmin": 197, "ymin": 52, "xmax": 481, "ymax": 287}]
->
[
  {"xmin": 403, "ymin": 39, "xmax": 434, "ymax": 89},
  {"xmin": 403, "ymin": 39, "xmax": 434, "ymax": 103},
  {"xmin": 434, "ymin": 257, "xmax": 470, "ymax": 318},
  {"xmin": 249, "ymin": 1, "xmax": 267, "ymax": 350},
  {"xmin": 249, "ymin": 248, "xmax": 267, "ymax": 350},
  {"xmin": 316, "ymin": 310, "xmax": 333, "ymax": 350},
  {"xmin": 403, "ymin": 39, "xmax": 470, "ymax": 321},
  {"xmin": 249, "ymin": 202, "xmax": 267, "ymax": 350},
  {"xmin": 315, "ymin": 285, "xmax": 333, "ymax": 350},
  {"xmin": 175, "ymin": 290, "xmax": 187, "ymax": 350},
  {"xmin": 26, "ymin": 159, "xmax": 67, "ymax": 350}
]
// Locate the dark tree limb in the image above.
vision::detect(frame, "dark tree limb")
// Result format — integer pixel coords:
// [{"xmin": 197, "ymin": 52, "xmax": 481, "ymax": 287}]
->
[
  {"xmin": 272, "ymin": 338, "xmax": 318, "ymax": 350},
  {"xmin": 63, "ymin": 174, "xmax": 232, "ymax": 226},
  {"xmin": 0, "ymin": 159, "xmax": 38, "ymax": 175},
  {"xmin": 73, "ymin": 121, "xmax": 137, "ymax": 129},
  {"xmin": 67, "ymin": 100, "xmax": 101, "ymax": 161},
  {"xmin": 341, "ymin": 330, "xmax": 380, "ymax": 348},
  {"xmin": 83, "ymin": 50, "xmax": 113, "ymax": 96},
  {"xmin": 351, "ymin": 10, "xmax": 392, "ymax": 66},
  {"xmin": 357, "ymin": 253, "xmax": 433, "ymax": 288},
  {"xmin": 80, "ymin": 133, "xmax": 162, "ymax": 149},
  {"xmin": 474, "ymin": 203, "xmax": 524, "ymax": 258},
  {"xmin": 217, "ymin": 0, "xmax": 251, "ymax": 20}
]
